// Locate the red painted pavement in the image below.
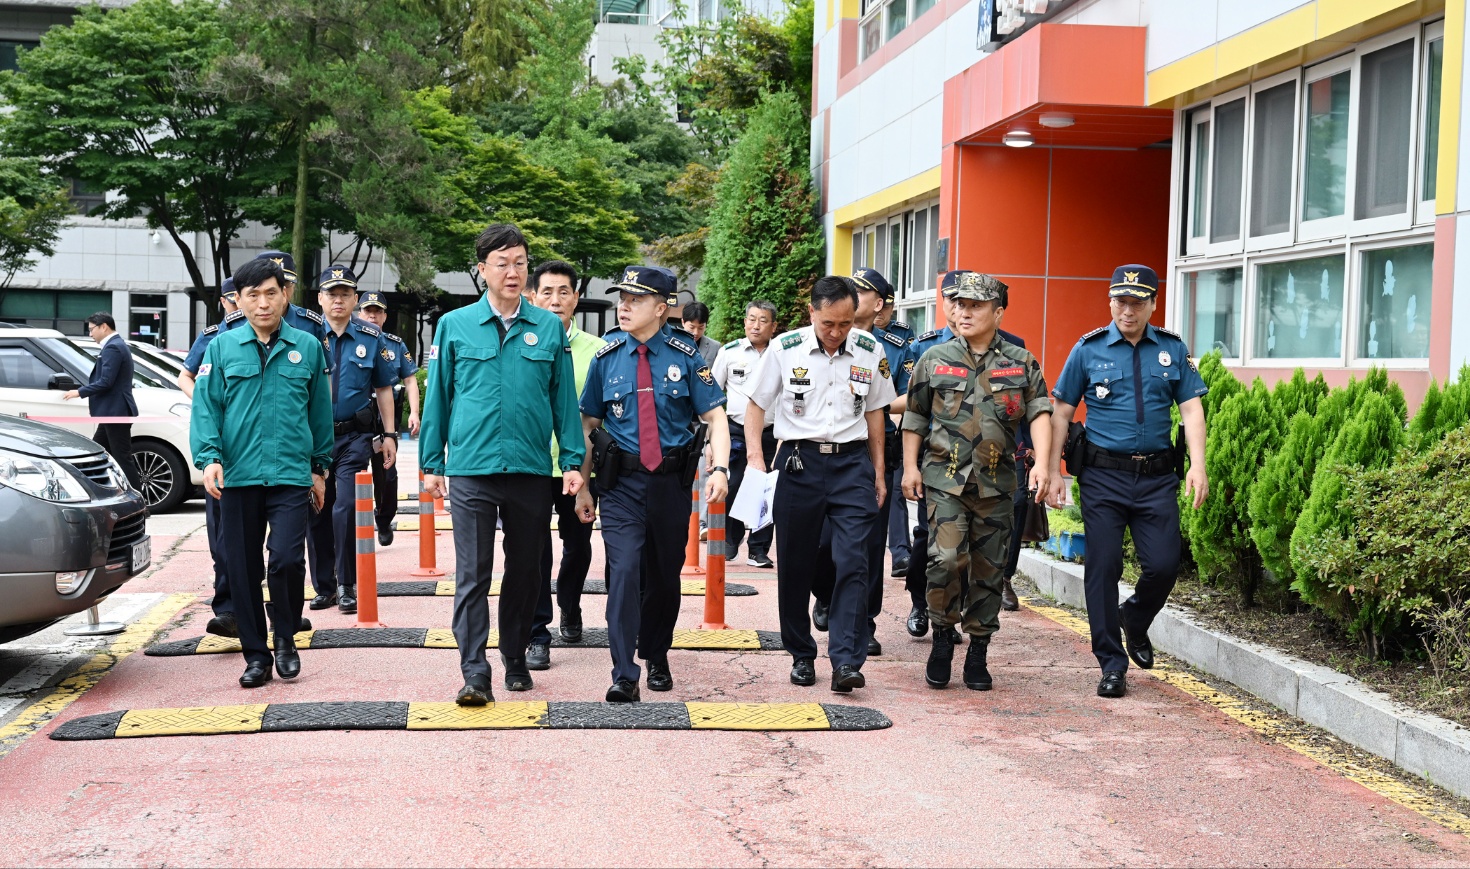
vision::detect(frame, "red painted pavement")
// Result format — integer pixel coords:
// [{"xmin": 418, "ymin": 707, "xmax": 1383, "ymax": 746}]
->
[{"xmin": 1, "ymin": 527, "xmax": 1468, "ymax": 867}]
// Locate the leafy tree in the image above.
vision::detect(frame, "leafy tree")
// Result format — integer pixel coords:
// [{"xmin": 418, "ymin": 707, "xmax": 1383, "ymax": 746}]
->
[
  {"xmin": 0, "ymin": 0, "xmax": 287, "ymax": 294},
  {"xmin": 644, "ymin": 162, "xmax": 718, "ymax": 280},
  {"xmin": 431, "ymin": 0, "xmax": 548, "ymax": 106},
  {"xmin": 0, "ymin": 158, "xmax": 70, "ymax": 299},
  {"xmin": 1291, "ymin": 390, "xmax": 1406, "ymax": 623},
  {"xmin": 699, "ymin": 90, "xmax": 823, "ymax": 339}
]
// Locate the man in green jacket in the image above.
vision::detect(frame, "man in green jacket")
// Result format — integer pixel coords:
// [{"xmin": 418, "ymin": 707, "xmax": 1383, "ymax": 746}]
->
[
  {"xmin": 191, "ymin": 257, "xmax": 333, "ymax": 689},
  {"xmin": 420, "ymin": 223, "xmax": 587, "ymax": 705}
]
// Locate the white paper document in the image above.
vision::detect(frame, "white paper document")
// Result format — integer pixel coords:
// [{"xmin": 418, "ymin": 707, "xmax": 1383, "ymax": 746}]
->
[{"xmin": 728, "ymin": 468, "xmax": 778, "ymax": 532}]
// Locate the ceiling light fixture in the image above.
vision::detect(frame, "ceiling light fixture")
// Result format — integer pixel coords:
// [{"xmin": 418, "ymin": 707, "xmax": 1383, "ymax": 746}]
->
[
  {"xmin": 1002, "ymin": 130, "xmax": 1034, "ymax": 148},
  {"xmin": 1038, "ymin": 112, "xmax": 1075, "ymax": 129}
]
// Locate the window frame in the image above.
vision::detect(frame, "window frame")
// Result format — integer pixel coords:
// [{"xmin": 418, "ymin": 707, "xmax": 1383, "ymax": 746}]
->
[
  {"xmin": 1205, "ymin": 86, "xmax": 1250, "ymax": 258},
  {"xmin": 1350, "ymin": 26, "xmax": 1423, "ymax": 236},
  {"xmin": 1245, "ymin": 68, "xmax": 1302, "ymax": 252},
  {"xmin": 1244, "ymin": 244, "xmax": 1351, "ymax": 368},
  {"xmin": 1177, "ymin": 261, "xmax": 1246, "ymax": 363},
  {"xmin": 1415, "ymin": 20, "xmax": 1445, "ymax": 225},
  {"xmin": 1183, "ymin": 107, "xmax": 1213, "ymax": 257},
  {"xmin": 1297, "ymin": 53, "xmax": 1356, "ymax": 242},
  {"xmin": 1347, "ymin": 236, "xmax": 1436, "ymax": 367}
]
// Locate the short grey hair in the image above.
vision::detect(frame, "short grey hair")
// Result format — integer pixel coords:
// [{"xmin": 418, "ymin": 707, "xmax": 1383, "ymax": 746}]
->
[{"xmin": 745, "ymin": 299, "xmax": 778, "ymax": 323}]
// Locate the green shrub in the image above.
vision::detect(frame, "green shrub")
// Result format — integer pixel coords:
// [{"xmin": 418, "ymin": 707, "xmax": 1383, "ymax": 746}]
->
[
  {"xmin": 1408, "ymin": 364, "xmax": 1470, "ymax": 450},
  {"xmin": 1179, "ymin": 351, "xmax": 1240, "ymax": 556},
  {"xmin": 1295, "ymin": 425, "xmax": 1470, "ymax": 656},
  {"xmin": 1189, "ymin": 379, "xmax": 1284, "ymax": 605},
  {"xmin": 1048, "ymin": 506, "xmax": 1084, "ymax": 536},
  {"xmin": 1270, "ymin": 368, "xmax": 1329, "ymax": 419},
  {"xmin": 1290, "ymin": 390, "xmax": 1406, "ymax": 624}
]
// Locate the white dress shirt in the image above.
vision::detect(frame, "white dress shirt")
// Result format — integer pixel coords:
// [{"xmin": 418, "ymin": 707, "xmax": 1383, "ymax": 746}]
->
[{"xmin": 747, "ymin": 326, "xmax": 896, "ymax": 443}]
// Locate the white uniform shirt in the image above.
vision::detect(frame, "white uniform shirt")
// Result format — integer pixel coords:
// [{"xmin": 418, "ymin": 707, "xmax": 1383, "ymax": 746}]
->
[
  {"xmin": 710, "ymin": 337, "xmax": 770, "ymax": 426},
  {"xmin": 747, "ymin": 326, "xmax": 897, "ymax": 443}
]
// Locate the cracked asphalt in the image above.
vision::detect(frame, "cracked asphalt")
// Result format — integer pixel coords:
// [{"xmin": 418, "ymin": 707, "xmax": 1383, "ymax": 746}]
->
[{"xmin": 2, "ymin": 449, "xmax": 1470, "ymax": 865}]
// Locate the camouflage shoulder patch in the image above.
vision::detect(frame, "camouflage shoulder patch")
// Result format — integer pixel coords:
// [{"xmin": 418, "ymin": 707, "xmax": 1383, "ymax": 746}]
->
[
  {"xmin": 298, "ymin": 307, "xmax": 325, "ymax": 325},
  {"xmin": 666, "ymin": 334, "xmax": 697, "ymax": 357},
  {"xmin": 596, "ymin": 338, "xmax": 626, "ymax": 359},
  {"xmin": 780, "ymin": 331, "xmax": 804, "ymax": 350},
  {"xmin": 854, "ymin": 333, "xmax": 876, "ymax": 352},
  {"xmin": 1079, "ymin": 326, "xmax": 1109, "ymax": 342},
  {"xmin": 880, "ymin": 330, "xmax": 906, "ymax": 348},
  {"xmin": 723, "ymin": 339, "xmax": 742, "ymax": 350},
  {"xmin": 202, "ymin": 325, "xmax": 218, "ymax": 335}
]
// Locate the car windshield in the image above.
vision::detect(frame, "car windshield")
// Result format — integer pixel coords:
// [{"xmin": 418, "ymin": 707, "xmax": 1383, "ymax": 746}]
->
[
  {"xmin": 132, "ymin": 342, "xmax": 186, "ymax": 377},
  {"xmin": 42, "ymin": 337, "xmax": 178, "ymax": 391}
]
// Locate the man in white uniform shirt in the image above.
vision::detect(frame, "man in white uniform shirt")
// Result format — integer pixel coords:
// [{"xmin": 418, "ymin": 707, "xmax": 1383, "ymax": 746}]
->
[{"xmin": 710, "ymin": 299, "xmax": 779, "ymax": 567}]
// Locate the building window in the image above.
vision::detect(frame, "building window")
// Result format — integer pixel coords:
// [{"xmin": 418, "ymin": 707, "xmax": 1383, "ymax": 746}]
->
[
  {"xmin": 0, "ymin": 289, "xmax": 112, "ymax": 335},
  {"xmin": 1302, "ymin": 69, "xmax": 1351, "ymax": 223},
  {"xmin": 859, "ymin": 0, "xmax": 942, "ymax": 60},
  {"xmin": 1186, "ymin": 110, "xmax": 1210, "ymax": 243},
  {"xmin": 69, "ymin": 178, "xmax": 106, "ymax": 215},
  {"xmin": 0, "ymin": 40, "xmax": 37, "ymax": 73},
  {"xmin": 1422, "ymin": 34, "xmax": 1445, "ymax": 202},
  {"xmin": 851, "ymin": 199, "xmax": 940, "ymax": 298},
  {"xmin": 1180, "ymin": 267, "xmax": 1244, "ymax": 358},
  {"xmin": 1356, "ymin": 39, "xmax": 1416, "ymax": 220},
  {"xmin": 1210, "ymin": 98, "xmax": 1246, "ymax": 244},
  {"xmin": 1359, "ymin": 243, "xmax": 1432, "ymax": 360},
  {"xmin": 1251, "ymin": 81, "xmax": 1297, "ymax": 238},
  {"xmin": 1254, "ymin": 254, "xmax": 1346, "ymax": 360}
]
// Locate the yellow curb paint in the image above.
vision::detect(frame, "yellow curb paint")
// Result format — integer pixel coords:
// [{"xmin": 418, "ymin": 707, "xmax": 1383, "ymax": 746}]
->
[
  {"xmin": 0, "ymin": 592, "xmax": 194, "ymax": 758},
  {"xmin": 686, "ymin": 702, "xmax": 830, "ymax": 731},
  {"xmin": 1019, "ymin": 595, "xmax": 1470, "ymax": 838},
  {"xmin": 395, "ymin": 516, "xmax": 453, "ymax": 531}
]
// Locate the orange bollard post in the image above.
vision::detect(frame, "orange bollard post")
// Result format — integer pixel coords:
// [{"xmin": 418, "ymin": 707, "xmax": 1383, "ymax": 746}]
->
[
  {"xmin": 411, "ymin": 471, "xmax": 444, "ymax": 577},
  {"xmin": 354, "ymin": 470, "xmax": 384, "ymax": 627},
  {"xmin": 701, "ymin": 496, "xmax": 728, "ymax": 630},
  {"xmin": 680, "ymin": 481, "xmax": 703, "ymax": 575}
]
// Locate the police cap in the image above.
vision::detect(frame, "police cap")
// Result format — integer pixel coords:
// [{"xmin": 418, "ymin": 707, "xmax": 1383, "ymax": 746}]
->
[
  {"xmin": 609, "ymin": 265, "xmax": 677, "ymax": 303},
  {"xmin": 1109, "ymin": 264, "xmax": 1159, "ymax": 299},
  {"xmin": 851, "ymin": 267, "xmax": 895, "ymax": 304},
  {"xmin": 255, "ymin": 250, "xmax": 298, "ymax": 283},
  {"xmin": 319, "ymin": 264, "xmax": 358, "ymax": 292}
]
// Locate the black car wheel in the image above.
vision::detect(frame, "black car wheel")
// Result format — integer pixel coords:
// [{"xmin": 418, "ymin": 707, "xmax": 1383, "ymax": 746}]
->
[{"xmin": 132, "ymin": 439, "xmax": 189, "ymax": 512}]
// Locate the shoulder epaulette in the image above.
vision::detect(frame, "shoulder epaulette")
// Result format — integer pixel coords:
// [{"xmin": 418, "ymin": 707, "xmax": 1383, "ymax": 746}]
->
[
  {"xmin": 383, "ymin": 331, "xmax": 403, "ymax": 344},
  {"xmin": 297, "ymin": 307, "xmax": 324, "ymax": 325},
  {"xmin": 779, "ymin": 331, "xmax": 804, "ymax": 350},
  {"xmin": 916, "ymin": 329, "xmax": 942, "ymax": 342},
  {"xmin": 666, "ymin": 334, "xmax": 697, "ymax": 356},
  {"xmin": 890, "ymin": 319, "xmax": 911, "ymax": 332},
  {"xmin": 1155, "ymin": 327, "xmax": 1183, "ymax": 341},
  {"xmin": 669, "ymin": 324, "xmax": 697, "ymax": 339},
  {"xmin": 202, "ymin": 325, "xmax": 218, "ymax": 335},
  {"xmin": 357, "ymin": 323, "xmax": 381, "ymax": 337},
  {"xmin": 596, "ymin": 338, "xmax": 626, "ymax": 358},
  {"xmin": 880, "ymin": 330, "xmax": 906, "ymax": 348},
  {"xmin": 224, "ymin": 310, "xmax": 245, "ymax": 323},
  {"xmin": 723, "ymin": 339, "xmax": 742, "ymax": 350},
  {"xmin": 854, "ymin": 333, "xmax": 876, "ymax": 352},
  {"xmin": 1080, "ymin": 326, "xmax": 1109, "ymax": 342}
]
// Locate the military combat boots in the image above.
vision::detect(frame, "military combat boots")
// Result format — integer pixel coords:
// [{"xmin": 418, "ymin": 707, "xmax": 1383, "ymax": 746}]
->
[
  {"xmin": 926, "ymin": 625, "xmax": 956, "ymax": 688},
  {"xmin": 963, "ymin": 640, "xmax": 993, "ymax": 691}
]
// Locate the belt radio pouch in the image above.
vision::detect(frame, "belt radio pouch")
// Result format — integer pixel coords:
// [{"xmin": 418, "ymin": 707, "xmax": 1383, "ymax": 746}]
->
[
  {"xmin": 1173, "ymin": 423, "xmax": 1188, "ymax": 480},
  {"xmin": 678, "ymin": 422, "xmax": 710, "ymax": 491},
  {"xmin": 1060, "ymin": 422, "xmax": 1089, "ymax": 478},
  {"xmin": 590, "ymin": 427, "xmax": 622, "ymax": 492}
]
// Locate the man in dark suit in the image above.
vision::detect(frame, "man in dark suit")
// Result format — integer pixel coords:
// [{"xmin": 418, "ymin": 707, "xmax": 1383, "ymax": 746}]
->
[{"xmin": 63, "ymin": 312, "xmax": 140, "ymax": 488}]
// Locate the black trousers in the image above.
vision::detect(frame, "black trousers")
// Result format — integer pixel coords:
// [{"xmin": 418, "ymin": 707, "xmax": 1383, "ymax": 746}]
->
[
  {"xmin": 370, "ymin": 440, "xmax": 397, "ymax": 535},
  {"xmin": 726, "ymin": 423, "xmax": 776, "ymax": 557},
  {"xmin": 219, "ymin": 485, "xmax": 311, "ymax": 668},
  {"xmin": 811, "ymin": 479, "xmax": 890, "ymax": 638},
  {"xmin": 530, "ymin": 488, "xmax": 597, "ymax": 645},
  {"xmin": 450, "ymin": 474, "xmax": 557, "ymax": 680},
  {"xmin": 773, "ymin": 444, "xmax": 877, "ymax": 668},
  {"xmin": 601, "ymin": 470, "xmax": 689, "ymax": 683},
  {"xmin": 93, "ymin": 423, "xmax": 140, "ymax": 488},
  {"xmin": 307, "ymin": 431, "xmax": 372, "ymax": 596},
  {"xmin": 1078, "ymin": 468, "xmax": 1182, "ymax": 673},
  {"xmin": 206, "ymin": 494, "xmax": 232, "ymax": 616}
]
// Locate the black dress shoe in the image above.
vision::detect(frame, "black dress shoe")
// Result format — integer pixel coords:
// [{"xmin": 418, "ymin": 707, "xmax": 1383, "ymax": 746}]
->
[
  {"xmin": 338, "ymin": 591, "xmax": 357, "ymax": 614},
  {"xmin": 239, "ymin": 662, "xmax": 273, "ymax": 688},
  {"xmin": 963, "ymin": 640, "xmax": 992, "ymax": 691},
  {"xmin": 526, "ymin": 642, "xmax": 551, "ymax": 671},
  {"xmin": 926, "ymin": 626, "xmax": 955, "ymax": 688},
  {"xmin": 831, "ymin": 664, "xmax": 865, "ymax": 693},
  {"xmin": 309, "ymin": 593, "xmax": 338, "ymax": 611},
  {"xmin": 891, "ymin": 556, "xmax": 910, "ymax": 577},
  {"xmin": 502, "ymin": 654, "xmax": 533, "ymax": 691},
  {"xmin": 812, "ymin": 599, "xmax": 829, "ymax": 632},
  {"xmin": 205, "ymin": 613, "xmax": 239, "ymax": 638},
  {"xmin": 298, "ymin": 617, "xmax": 312, "ymax": 633},
  {"xmin": 790, "ymin": 657, "xmax": 817, "ymax": 686},
  {"xmin": 1001, "ymin": 578, "xmax": 1020, "ymax": 612},
  {"xmin": 867, "ymin": 637, "xmax": 882, "ymax": 656},
  {"xmin": 378, "ymin": 527, "xmax": 394, "ymax": 547},
  {"xmin": 906, "ymin": 605, "xmax": 929, "ymax": 638},
  {"xmin": 559, "ymin": 607, "xmax": 583, "ymax": 643},
  {"xmin": 273, "ymin": 637, "xmax": 301, "ymax": 680},
  {"xmin": 646, "ymin": 660, "xmax": 673, "ymax": 692},
  {"xmin": 456, "ymin": 674, "xmax": 493, "ymax": 706},
  {"xmin": 606, "ymin": 679, "xmax": 641, "ymax": 702},
  {"xmin": 1120, "ymin": 604, "xmax": 1154, "ymax": 669},
  {"xmin": 1097, "ymin": 670, "xmax": 1127, "ymax": 698}
]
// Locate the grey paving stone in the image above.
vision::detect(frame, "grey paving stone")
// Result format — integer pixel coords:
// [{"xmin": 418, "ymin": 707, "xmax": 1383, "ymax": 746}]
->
[
  {"xmin": 1212, "ymin": 634, "xmax": 1300, "ymax": 716},
  {"xmin": 1297, "ymin": 672, "xmax": 1400, "ymax": 759},
  {"xmin": 1396, "ymin": 712, "xmax": 1470, "ymax": 798}
]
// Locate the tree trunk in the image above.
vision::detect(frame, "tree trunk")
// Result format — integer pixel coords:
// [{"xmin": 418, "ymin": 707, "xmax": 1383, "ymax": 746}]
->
[{"xmin": 291, "ymin": 126, "xmax": 310, "ymax": 306}]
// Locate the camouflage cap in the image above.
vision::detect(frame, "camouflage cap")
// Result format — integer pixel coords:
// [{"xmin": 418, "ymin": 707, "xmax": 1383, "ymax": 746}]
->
[{"xmin": 943, "ymin": 271, "xmax": 1007, "ymax": 303}]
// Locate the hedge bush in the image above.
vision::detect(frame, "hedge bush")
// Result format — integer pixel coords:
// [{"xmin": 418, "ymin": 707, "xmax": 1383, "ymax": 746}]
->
[{"xmin": 1408, "ymin": 364, "xmax": 1470, "ymax": 451}]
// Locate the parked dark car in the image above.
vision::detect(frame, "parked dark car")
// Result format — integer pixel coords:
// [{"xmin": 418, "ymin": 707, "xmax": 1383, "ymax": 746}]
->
[{"xmin": 0, "ymin": 414, "xmax": 151, "ymax": 644}]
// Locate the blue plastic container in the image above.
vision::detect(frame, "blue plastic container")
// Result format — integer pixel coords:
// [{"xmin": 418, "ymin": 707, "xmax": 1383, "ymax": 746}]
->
[{"xmin": 1057, "ymin": 531, "xmax": 1086, "ymax": 562}]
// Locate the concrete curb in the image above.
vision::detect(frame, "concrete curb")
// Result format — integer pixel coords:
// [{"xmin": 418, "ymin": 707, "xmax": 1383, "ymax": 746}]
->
[{"xmin": 1018, "ymin": 549, "xmax": 1470, "ymax": 800}]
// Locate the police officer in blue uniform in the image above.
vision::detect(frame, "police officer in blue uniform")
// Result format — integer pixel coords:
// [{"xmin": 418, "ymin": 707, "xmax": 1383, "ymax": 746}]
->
[
  {"xmin": 867, "ymin": 273, "xmax": 918, "ymax": 577},
  {"xmin": 220, "ymin": 251, "xmax": 329, "ymax": 343},
  {"xmin": 901, "ymin": 273, "xmax": 1035, "ymax": 637},
  {"xmin": 580, "ymin": 265, "xmax": 730, "ymax": 702},
  {"xmin": 356, "ymin": 291, "xmax": 419, "ymax": 547},
  {"xmin": 307, "ymin": 265, "xmax": 400, "ymax": 614},
  {"xmin": 1046, "ymin": 265, "xmax": 1209, "ymax": 698}
]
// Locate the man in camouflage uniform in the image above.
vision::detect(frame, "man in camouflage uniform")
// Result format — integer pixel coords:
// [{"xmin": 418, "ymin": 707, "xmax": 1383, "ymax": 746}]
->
[{"xmin": 901, "ymin": 272, "xmax": 1054, "ymax": 690}]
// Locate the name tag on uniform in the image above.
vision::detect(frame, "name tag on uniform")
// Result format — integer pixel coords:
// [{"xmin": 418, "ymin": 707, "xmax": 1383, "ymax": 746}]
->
[
  {"xmin": 989, "ymin": 366, "xmax": 1024, "ymax": 378},
  {"xmin": 935, "ymin": 366, "xmax": 969, "ymax": 377}
]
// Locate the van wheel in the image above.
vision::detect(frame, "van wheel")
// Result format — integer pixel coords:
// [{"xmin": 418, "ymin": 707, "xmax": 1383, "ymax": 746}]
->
[{"xmin": 131, "ymin": 439, "xmax": 189, "ymax": 512}]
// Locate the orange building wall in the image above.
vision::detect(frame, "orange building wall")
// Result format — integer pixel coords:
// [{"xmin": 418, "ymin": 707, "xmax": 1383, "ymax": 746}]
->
[{"xmin": 946, "ymin": 144, "xmax": 1173, "ymax": 397}]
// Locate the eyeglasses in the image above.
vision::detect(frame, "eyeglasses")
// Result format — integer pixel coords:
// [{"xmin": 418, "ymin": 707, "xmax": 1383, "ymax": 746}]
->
[{"xmin": 483, "ymin": 260, "xmax": 529, "ymax": 273}]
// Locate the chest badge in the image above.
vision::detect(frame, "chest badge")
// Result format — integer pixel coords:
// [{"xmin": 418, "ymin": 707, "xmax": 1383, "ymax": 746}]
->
[
  {"xmin": 288, "ymin": 350, "xmax": 302, "ymax": 364},
  {"xmin": 355, "ymin": 344, "xmax": 367, "ymax": 359},
  {"xmin": 667, "ymin": 365, "xmax": 681, "ymax": 382},
  {"xmin": 1158, "ymin": 351, "xmax": 1172, "ymax": 367},
  {"xmin": 524, "ymin": 332, "xmax": 539, "ymax": 346},
  {"xmin": 1095, "ymin": 384, "xmax": 1110, "ymax": 400}
]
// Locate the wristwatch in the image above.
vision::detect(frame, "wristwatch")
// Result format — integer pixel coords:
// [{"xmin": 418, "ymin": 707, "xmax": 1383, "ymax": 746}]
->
[
  {"xmin": 710, "ymin": 466, "xmax": 729, "ymax": 476},
  {"xmin": 381, "ymin": 432, "xmax": 399, "ymax": 441},
  {"xmin": 311, "ymin": 464, "xmax": 328, "ymax": 477}
]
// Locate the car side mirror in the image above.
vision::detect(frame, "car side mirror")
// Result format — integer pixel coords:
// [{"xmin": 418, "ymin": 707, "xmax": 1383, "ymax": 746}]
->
[{"xmin": 48, "ymin": 373, "xmax": 80, "ymax": 391}]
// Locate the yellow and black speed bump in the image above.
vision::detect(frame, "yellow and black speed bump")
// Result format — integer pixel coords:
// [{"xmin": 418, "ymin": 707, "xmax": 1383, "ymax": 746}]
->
[
  {"xmin": 373, "ymin": 580, "xmax": 758, "ymax": 597},
  {"xmin": 145, "ymin": 628, "xmax": 786, "ymax": 657},
  {"xmin": 51, "ymin": 701, "xmax": 891, "ymax": 739}
]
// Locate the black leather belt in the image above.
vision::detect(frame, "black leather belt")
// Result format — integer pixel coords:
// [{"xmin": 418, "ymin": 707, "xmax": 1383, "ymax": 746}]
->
[
  {"xmin": 615, "ymin": 452, "xmax": 681, "ymax": 475},
  {"xmin": 792, "ymin": 439, "xmax": 867, "ymax": 456},
  {"xmin": 333, "ymin": 420, "xmax": 374, "ymax": 436},
  {"xmin": 1083, "ymin": 443, "xmax": 1174, "ymax": 475}
]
